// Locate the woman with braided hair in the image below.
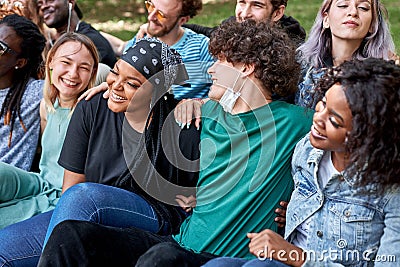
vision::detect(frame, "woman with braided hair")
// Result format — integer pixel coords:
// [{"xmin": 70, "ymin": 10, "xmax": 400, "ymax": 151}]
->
[{"xmin": 0, "ymin": 14, "xmax": 45, "ymax": 171}]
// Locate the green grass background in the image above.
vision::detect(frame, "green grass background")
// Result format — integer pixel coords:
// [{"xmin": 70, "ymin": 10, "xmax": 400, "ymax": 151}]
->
[{"xmin": 78, "ymin": 0, "xmax": 399, "ymax": 53}]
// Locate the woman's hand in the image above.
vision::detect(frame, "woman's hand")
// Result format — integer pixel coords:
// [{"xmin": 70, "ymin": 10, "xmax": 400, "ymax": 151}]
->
[
  {"xmin": 275, "ymin": 201, "xmax": 288, "ymax": 228},
  {"xmin": 175, "ymin": 194, "xmax": 196, "ymax": 213},
  {"xmin": 174, "ymin": 98, "xmax": 207, "ymax": 130},
  {"xmin": 247, "ymin": 229, "xmax": 305, "ymax": 267},
  {"xmin": 78, "ymin": 82, "xmax": 109, "ymax": 102}
]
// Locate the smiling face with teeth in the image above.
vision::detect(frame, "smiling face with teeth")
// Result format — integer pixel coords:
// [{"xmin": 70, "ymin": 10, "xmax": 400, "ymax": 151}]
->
[
  {"xmin": 310, "ymin": 84, "xmax": 352, "ymax": 160},
  {"xmin": 49, "ymin": 40, "xmax": 95, "ymax": 106},
  {"xmin": 106, "ymin": 59, "xmax": 152, "ymax": 113}
]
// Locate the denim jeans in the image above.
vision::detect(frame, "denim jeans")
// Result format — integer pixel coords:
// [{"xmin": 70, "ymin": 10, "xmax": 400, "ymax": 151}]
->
[
  {"xmin": 44, "ymin": 182, "xmax": 161, "ymax": 246},
  {"xmin": 202, "ymin": 257, "xmax": 290, "ymax": 267},
  {"xmin": 0, "ymin": 210, "xmax": 52, "ymax": 267},
  {"xmin": 0, "ymin": 183, "xmax": 162, "ymax": 267}
]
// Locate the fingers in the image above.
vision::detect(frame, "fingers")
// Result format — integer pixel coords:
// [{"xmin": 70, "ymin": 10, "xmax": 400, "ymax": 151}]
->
[
  {"xmin": 78, "ymin": 90, "xmax": 90, "ymax": 102},
  {"xmin": 247, "ymin": 232, "xmax": 257, "ymax": 238},
  {"xmin": 274, "ymin": 201, "xmax": 288, "ymax": 227},
  {"xmin": 274, "ymin": 217, "xmax": 285, "ymax": 228},
  {"xmin": 103, "ymin": 90, "xmax": 110, "ymax": 99},
  {"xmin": 174, "ymin": 99, "xmax": 204, "ymax": 130},
  {"xmin": 79, "ymin": 82, "xmax": 109, "ymax": 102},
  {"xmin": 137, "ymin": 23, "xmax": 149, "ymax": 39},
  {"xmin": 275, "ymin": 207, "xmax": 286, "ymax": 217},
  {"xmin": 175, "ymin": 195, "xmax": 197, "ymax": 212},
  {"xmin": 194, "ymin": 102, "xmax": 202, "ymax": 130},
  {"xmin": 247, "ymin": 230, "xmax": 275, "ymax": 257},
  {"xmin": 183, "ymin": 100, "xmax": 193, "ymax": 128},
  {"xmin": 279, "ymin": 201, "xmax": 288, "ymax": 208},
  {"xmin": 174, "ymin": 102, "xmax": 182, "ymax": 125}
]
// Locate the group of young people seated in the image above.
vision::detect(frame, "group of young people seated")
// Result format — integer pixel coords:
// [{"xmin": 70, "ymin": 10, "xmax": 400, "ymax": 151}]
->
[{"xmin": 0, "ymin": 0, "xmax": 399, "ymax": 266}]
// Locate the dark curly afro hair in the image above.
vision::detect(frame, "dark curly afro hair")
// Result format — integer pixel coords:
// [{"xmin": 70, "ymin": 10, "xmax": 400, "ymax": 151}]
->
[
  {"xmin": 313, "ymin": 58, "xmax": 400, "ymax": 191},
  {"xmin": 209, "ymin": 19, "xmax": 300, "ymax": 97}
]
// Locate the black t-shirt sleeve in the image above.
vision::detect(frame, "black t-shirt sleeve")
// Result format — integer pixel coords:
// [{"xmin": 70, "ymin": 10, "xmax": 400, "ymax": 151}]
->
[{"xmin": 58, "ymin": 99, "xmax": 94, "ymax": 174}]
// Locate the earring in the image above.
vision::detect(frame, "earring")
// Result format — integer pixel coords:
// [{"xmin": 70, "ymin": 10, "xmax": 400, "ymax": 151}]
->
[
  {"xmin": 49, "ymin": 68, "xmax": 53, "ymax": 85},
  {"xmin": 323, "ymin": 24, "xmax": 330, "ymax": 29},
  {"xmin": 15, "ymin": 66, "xmax": 18, "ymax": 69}
]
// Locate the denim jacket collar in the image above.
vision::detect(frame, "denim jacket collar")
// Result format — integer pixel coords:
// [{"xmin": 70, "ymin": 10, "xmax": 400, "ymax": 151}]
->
[{"xmin": 306, "ymin": 147, "xmax": 355, "ymax": 187}]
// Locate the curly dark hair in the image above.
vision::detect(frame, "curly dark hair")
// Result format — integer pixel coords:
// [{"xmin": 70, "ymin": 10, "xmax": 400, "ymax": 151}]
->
[
  {"xmin": 180, "ymin": 0, "xmax": 202, "ymax": 18},
  {"xmin": 209, "ymin": 19, "xmax": 300, "ymax": 97},
  {"xmin": 313, "ymin": 58, "xmax": 400, "ymax": 190}
]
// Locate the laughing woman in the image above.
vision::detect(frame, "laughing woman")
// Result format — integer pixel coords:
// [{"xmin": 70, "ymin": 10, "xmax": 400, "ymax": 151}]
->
[
  {"xmin": 44, "ymin": 37, "xmax": 199, "ymax": 241},
  {"xmin": 203, "ymin": 58, "xmax": 400, "ymax": 267},
  {"xmin": 0, "ymin": 32, "xmax": 98, "ymax": 229},
  {"xmin": 0, "ymin": 32, "xmax": 98, "ymax": 266}
]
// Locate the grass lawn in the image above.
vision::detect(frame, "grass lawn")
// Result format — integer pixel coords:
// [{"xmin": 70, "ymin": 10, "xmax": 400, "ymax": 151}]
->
[{"xmin": 79, "ymin": 0, "xmax": 399, "ymax": 53}]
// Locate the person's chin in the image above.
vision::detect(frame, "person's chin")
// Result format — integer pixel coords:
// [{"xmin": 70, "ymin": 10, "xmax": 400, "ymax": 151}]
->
[
  {"xmin": 148, "ymin": 25, "xmax": 164, "ymax": 37},
  {"xmin": 107, "ymin": 99, "xmax": 126, "ymax": 113},
  {"xmin": 309, "ymin": 135, "xmax": 326, "ymax": 150}
]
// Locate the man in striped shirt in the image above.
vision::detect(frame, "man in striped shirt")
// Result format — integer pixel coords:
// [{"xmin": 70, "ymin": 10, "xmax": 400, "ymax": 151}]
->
[{"xmin": 124, "ymin": 0, "xmax": 214, "ymax": 100}]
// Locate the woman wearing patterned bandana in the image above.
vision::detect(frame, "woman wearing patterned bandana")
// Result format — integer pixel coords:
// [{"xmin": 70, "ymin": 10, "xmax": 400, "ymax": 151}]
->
[
  {"xmin": 0, "ymin": 37, "xmax": 200, "ymax": 267},
  {"xmin": 46, "ymin": 36, "xmax": 199, "ymax": 238}
]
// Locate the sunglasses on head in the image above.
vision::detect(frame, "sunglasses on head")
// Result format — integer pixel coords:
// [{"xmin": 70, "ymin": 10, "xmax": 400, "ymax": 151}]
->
[
  {"xmin": 0, "ymin": 40, "xmax": 17, "ymax": 56},
  {"xmin": 144, "ymin": 1, "xmax": 167, "ymax": 21}
]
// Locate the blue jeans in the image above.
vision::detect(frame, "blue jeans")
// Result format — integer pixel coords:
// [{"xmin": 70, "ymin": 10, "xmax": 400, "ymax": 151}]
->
[
  {"xmin": 44, "ymin": 182, "xmax": 161, "ymax": 246},
  {"xmin": 202, "ymin": 257, "xmax": 290, "ymax": 267},
  {"xmin": 0, "ymin": 210, "xmax": 52, "ymax": 267},
  {"xmin": 0, "ymin": 183, "xmax": 162, "ymax": 267}
]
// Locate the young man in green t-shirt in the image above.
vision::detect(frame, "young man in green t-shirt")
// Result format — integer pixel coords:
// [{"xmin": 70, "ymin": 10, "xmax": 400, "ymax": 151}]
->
[{"xmin": 38, "ymin": 19, "xmax": 313, "ymax": 267}]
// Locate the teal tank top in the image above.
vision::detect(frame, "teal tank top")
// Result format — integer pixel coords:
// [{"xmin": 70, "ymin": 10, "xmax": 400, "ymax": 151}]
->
[{"xmin": 39, "ymin": 101, "xmax": 71, "ymax": 188}]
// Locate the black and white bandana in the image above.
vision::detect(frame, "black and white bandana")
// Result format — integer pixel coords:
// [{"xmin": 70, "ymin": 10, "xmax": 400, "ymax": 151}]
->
[{"xmin": 121, "ymin": 37, "xmax": 188, "ymax": 91}]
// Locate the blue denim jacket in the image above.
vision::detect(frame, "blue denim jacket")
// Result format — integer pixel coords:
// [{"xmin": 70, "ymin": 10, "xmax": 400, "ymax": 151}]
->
[
  {"xmin": 295, "ymin": 64, "xmax": 326, "ymax": 109},
  {"xmin": 285, "ymin": 134, "xmax": 400, "ymax": 266}
]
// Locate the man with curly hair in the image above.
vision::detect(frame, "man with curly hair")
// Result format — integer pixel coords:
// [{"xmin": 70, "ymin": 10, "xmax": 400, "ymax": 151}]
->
[
  {"xmin": 122, "ymin": 0, "xmax": 214, "ymax": 100},
  {"xmin": 38, "ymin": 20, "xmax": 313, "ymax": 267}
]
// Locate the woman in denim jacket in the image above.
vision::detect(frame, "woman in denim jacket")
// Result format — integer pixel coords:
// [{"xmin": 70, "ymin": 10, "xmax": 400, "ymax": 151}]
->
[
  {"xmin": 203, "ymin": 58, "xmax": 400, "ymax": 267},
  {"xmin": 295, "ymin": 0, "xmax": 397, "ymax": 109}
]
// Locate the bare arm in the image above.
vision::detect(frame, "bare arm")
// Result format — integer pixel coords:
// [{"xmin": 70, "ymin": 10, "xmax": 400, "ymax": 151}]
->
[
  {"xmin": 100, "ymin": 31, "xmax": 127, "ymax": 57},
  {"xmin": 61, "ymin": 169, "xmax": 85, "ymax": 193}
]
